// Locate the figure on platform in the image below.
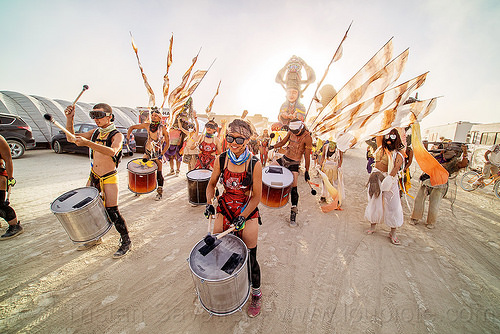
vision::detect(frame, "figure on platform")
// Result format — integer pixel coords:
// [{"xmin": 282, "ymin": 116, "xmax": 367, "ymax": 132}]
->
[{"xmin": 275, "ymin": 55, "xmax": 316, "ymax": 127}]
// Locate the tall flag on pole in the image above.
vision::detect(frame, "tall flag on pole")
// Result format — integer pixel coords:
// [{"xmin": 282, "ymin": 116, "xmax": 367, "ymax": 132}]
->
[
  {"xmin": 205, "ymin": 80, "xmax": 221, "ymax": 114},
  {"xmin": 130, "ymin": 32, "xmax": 156, "ymax": 108},
  {"xmin": 161, "ymin": 34, "xmax": 174, "ymax": 109}
]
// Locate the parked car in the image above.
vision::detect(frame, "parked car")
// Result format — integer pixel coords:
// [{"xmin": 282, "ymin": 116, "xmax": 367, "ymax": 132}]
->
[
  {"xmin": 131, "ymin": 128, "xmax": 148, "ymax": 153},
  {"xmin": 51, "ymin": 123, "xmax": 133, "ymax": 156},
  {"xmin": 0, "ymin": 113, "xmax": 36, "ymax": 158}
]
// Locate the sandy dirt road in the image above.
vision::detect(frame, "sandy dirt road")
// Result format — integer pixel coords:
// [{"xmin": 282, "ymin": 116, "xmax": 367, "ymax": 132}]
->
[{"xmin": 0, "ymin": 147, "xmax": 499, "ymax": 334}]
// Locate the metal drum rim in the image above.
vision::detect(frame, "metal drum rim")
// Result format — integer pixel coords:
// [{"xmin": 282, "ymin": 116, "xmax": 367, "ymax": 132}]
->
[
  {"xmin": 186, "ymin": 168, "xmax": 213, "ymax": 182},
  {"xmin": 188, "ymin": 234, "xmax": 249, "ymax": 282},
  {"xmin": 69, "ymin": 222, "xmax": 113, "ymax": 244},
  {"xmin": 50, "ymin": 186, "xmax": 101, "ymax": 214},
  {"xmin": 197, "ymin": 284, "xmax": 250, "ymax": 316}
]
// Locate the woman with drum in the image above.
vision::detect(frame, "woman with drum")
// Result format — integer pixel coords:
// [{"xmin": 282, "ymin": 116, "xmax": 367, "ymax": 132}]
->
[
  {"xmin": 127, "ymin": 107, "xmax": 170, "ymax": 200},
  {"xmin": 64, "ymin": 103, "xmax": 132, "ymax": 258},
  {"xmin": 192, "ymin": 120, "xmax": 222, "ymax": 170},
  {"xmin": 205, "ymin": 119, "xmax": 263, "ymax": 317}
]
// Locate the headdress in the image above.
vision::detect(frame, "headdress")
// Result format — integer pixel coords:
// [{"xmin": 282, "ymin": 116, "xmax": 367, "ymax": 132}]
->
[{"xmin": 276, "ymin": 55, "xmax": 316, "ymax": 96}]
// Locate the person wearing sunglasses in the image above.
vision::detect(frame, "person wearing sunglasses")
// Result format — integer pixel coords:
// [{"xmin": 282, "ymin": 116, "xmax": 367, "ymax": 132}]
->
[
  {"xmin": 365, "ymin": 128, "xmax": 405, "ymax": 245},
  {"xmin": 269, "ymin": 119, "xmax": 312, "ymax": 227},
  {"xmin": 205, "ymin": 118, "xmax": 263, "ymax": 317},
  {"xmin": 126, "ymin": 107, "xmax": 170, "ymax": 200},
  {"xmin": 64, "ymin": 104, "xmax": 131, "ymax": 258},
  {"xmin": 192, "ymin": 120, "xmax": 221, "ymax": 170}
]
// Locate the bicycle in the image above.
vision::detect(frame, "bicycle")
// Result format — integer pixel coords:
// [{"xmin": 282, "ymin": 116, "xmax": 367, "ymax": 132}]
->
[{"xmin": 460, "ymin": 168, "xmax": 500, "ymax": 199}]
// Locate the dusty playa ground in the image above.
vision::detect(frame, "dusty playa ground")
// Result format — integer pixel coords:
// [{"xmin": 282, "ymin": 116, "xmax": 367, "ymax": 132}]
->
[{"xmin": 0, "ymin": 147, "xmax": 499, "ymax": 334}]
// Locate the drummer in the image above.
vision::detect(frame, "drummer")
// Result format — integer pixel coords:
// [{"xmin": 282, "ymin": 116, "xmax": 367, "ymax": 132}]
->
[
  {"xmin": 64, "ymin": 104, "xmax": 131, "ymax": 258},
  {"xmin": 192, "ymin": 119, "xmax": 221, "ymax": 170},
  {"xmin": 127, "ymin": 107, "xmax": 170, "ymax": 200},
  {"xmin": 0, "ymin": 135, "xmax": 22, "ymax": 240},
  {"xmin": 269, "ymin": 119, "xmax": 312, "ymax": 227},
  {"xmin": 205, "ymin": 119, "xmax": 263, "ymax": 318}
]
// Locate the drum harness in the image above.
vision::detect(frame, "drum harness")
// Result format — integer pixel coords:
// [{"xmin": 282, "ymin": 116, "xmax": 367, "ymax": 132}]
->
[{"xmin": 217, "ymin": 152, "xmax": 262, "ymax": 226}]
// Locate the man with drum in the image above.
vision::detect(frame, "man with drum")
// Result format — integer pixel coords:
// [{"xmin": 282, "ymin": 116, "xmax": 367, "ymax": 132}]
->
[
  {"xmin": 0, "ymin": 135, "xmax": 22, "ymax": 240},
  {"xmin": 270, "ymin": 119, "xmax": 312, "ymax": 227},
  {"xmin": 127, "ymin": 107, "xmax": 170, "ymax": 200},
  {"xmin": 64, "ymin": 104, "xmax": 131, "ymax": 258},
  {"xmin": 204, "ymin": 119, "xmax": 263, "ymax": 317}
]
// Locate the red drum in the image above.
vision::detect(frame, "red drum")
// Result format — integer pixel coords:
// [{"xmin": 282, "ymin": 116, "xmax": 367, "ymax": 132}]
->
[
  {"xmin": 261, "ymin": 165, "xmax": 294, "ymax": 208},
  {"xmin": 127, "ymin": 158, "xmax": 158, "ymax": 194}
]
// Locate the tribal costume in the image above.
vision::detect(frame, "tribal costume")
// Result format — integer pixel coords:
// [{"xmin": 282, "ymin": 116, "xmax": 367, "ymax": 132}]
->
[
  {"xmin": 365, "ymin": 149, "xmax": 404, "ymax": 228},
  {"xmin": 195, "ymin": 139, "xmax": 217, "ymax": 169}
]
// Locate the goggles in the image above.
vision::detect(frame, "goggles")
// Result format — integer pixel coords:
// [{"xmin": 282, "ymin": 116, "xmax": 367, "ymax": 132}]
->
[
  {"xmin": 205, "ymin": 123, "xmax": 217, "ymax": 130},
  {"xmin": 89, "ymin": 110, "xmax": 111, "ymax": 119},
  {"xmin": 226, "ymin": 134, "xmax": 246, "ymax": 145},
  {"xmin": 151, "ymin": 109, "xmax": 161, "ymax": 115},
  {"xmin": 385, "ymin": 134, "xmax": 397, "ymax": 140}
]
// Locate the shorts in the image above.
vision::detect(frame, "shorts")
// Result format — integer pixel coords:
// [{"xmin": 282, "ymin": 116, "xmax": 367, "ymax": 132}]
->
[{"xmin": 277, "ymin": 156, "xmax": 300, "ymax": 173}]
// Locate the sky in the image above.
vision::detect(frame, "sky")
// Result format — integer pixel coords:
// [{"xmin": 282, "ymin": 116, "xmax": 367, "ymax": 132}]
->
[{"xmin": 1, "ymin": 0, "xmax": 499, "ymax": 130}]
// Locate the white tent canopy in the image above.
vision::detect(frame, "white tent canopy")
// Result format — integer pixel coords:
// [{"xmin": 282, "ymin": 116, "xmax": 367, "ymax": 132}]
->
[{"xmin": 0, "ymin": 91, "xmax": 138, "ymax": 144}]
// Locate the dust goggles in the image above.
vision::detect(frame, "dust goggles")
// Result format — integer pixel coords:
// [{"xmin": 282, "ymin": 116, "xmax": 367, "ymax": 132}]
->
[
  {"xmin": 385, "ymin": 134, "xmax": 397, "ymax": 140},
  {"xmin": 205, "ymin": 123, "xmax": 218, "ymax": 130},
  {"xmin": 226, "ymin": 134, "xmax": 246, "ymax": 145},
  {"xmin": 89, "ymin": 110, "xmax": 111, "ymax": 119}
]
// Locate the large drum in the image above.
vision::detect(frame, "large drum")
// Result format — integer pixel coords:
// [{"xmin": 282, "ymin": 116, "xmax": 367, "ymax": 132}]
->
[
  {"xmin": 127, "ymin": 159, "xmax": 158, "ymax": 194},
  {"xmin": 188, "ymin": 234, "xmax": 250, "ymax": 316},
  {"xmin": 186, "ymin": 169, "xmax": 212, "ymax": 205},
  {"xmin": 261, "ymin": 165, "xmax": 294, "ymax": 208},
  {"xmin": 50, "ymin": 187, "xmax": 111, "ymax": 243}
]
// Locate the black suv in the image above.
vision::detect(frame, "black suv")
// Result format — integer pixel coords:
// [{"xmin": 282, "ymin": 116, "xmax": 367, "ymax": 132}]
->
[
  {"xmin": 51, "ymin": 123, "xmax": 133, "ymax": 156},
  {"xmin": 0, "ymin": 113, "xmax": 36, "ymax": 158}
]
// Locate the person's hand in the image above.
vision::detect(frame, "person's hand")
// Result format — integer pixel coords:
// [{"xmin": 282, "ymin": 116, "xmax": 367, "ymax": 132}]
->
[
  {"xmin": 74, "ymin": 136, "xmax": 89, "ymax": 147},
  {"xmin": 64, "ymin": 105, "xmax": 75, "ymax": 118},
  {"xmin": 305, "ymin": 170, "xmax": 310, "ymax": 182},
  {"xmin": 7, "ymin": 178, "xmax": 16, "ymax": 187},
  {"xmin": 232, "ymin": 216, "xmax": 246, "ymax": 231},
  {"xmin": 269, "ymin": 145, "xmax": 274, "ymax": 150},
  {"xmin": 204, "ymin": 204, "xmax": 215, "ymax": 218}
]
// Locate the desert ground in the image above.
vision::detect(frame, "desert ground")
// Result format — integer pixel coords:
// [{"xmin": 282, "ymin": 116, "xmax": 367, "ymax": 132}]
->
[{"xmin": 0, "ymin": 146, "xmax": 499, "ymax": 334}]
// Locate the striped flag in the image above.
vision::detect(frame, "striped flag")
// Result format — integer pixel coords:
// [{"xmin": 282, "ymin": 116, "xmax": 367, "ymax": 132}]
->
[{"xmin": 130, "ymin": 32, "xmax": 155, "ymax": 107}]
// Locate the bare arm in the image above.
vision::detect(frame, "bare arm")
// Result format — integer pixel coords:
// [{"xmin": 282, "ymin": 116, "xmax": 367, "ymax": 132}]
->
[
  {"xmin": 161, "ymin": 126, "xmax": 170, "ymax": 156},
  {"xmin": 75, "ymin": 132, "xmax": 123, "ymax": 157},
  {"xmin": 0, "ymin": 136, "xmax": 13, "ymax": 179},
  {"xmin": 304, "ymin": 135, "xmax": 312, "ymax": 172},
  {"xmin": 127, "ymin": 123, "xmax": 148, "ymax": 142},
  {"xmin": 389, "ymin": 153, "xmax": 404, "ymax": 177},
  {"xmin": 338, "ymin": 150, "xmax": 343, "ymax": 168},
  {"xmin": 273, "ymin": 132, "xmax": 290, "ymax": 149},
  {"xmin": 484, "ymin": 150, "xmax": 491, "ymax": 162},
  {"xmin": 215, "ymin": 137, "xmax": 222, "ymax": 154},
  {"xmin": 64, "ymin": 105, "xmax": 76, "ymax": 141}
]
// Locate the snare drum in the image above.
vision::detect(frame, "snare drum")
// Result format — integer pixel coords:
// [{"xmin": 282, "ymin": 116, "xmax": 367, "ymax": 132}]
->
[
  {"xmin": 188, "ymin": 234, "xmax": 250, "ymax": 316},
  {"xmin": 261, "ymin": 165, "xmax": 294, "ymax": 208},
  {"xmin": 186, "ymin": 169, "xmax": 212, "ymax": 205},
  {"xmin": 127, "ymin": 158, "xmax": 158, "ymax": 194},
  {"xmin": 50, "ymin": 187, "xmax": 112, "ymax": 243}
]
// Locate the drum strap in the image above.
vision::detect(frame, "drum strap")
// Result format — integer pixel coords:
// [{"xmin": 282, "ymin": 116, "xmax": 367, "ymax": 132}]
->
[
  {"xmin": 218, "ymin": 197, "xmax": 261, "ymax": 225},
  {"xmin": 90, "ymin": 129, "xmax": 123, "ymax": 168}
]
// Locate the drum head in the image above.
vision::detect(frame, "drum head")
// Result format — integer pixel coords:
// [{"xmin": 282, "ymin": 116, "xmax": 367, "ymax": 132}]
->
[
  {"xmin": 187, "ymin": 168, "xmax": 212, "ymax": 181},
  {"xmin": 262, "ymin": 165, "xmax": 294, "ymax": 188},
  {"xmin": 51, "ymin": 187, "xmax": 100, "ymax": 213},
  {"xmin": 189, "ymin": 234, "xmax": 248, "ymax": 281},
  {"xmin": 127, "ymin": 158, "xmax": 158, "ymax": 174}
]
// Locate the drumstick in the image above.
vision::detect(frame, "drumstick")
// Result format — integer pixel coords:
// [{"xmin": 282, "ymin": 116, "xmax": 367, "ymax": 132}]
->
[
  {"xmin": 199, "ymin": 226, "xmax": 237, "ymax": 256},
  {"xmin": 307, "ymin": 181, "xmax": 317, "ymax": 196},
  {"xmin": 43, "ymin": 114, "xmax": 76, "ymax": 141},
  {"xmin": 72, "ymin": 85, "xmax": 89, "ymax": 107}
]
